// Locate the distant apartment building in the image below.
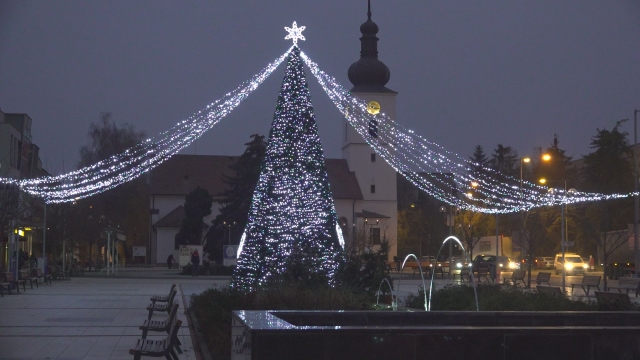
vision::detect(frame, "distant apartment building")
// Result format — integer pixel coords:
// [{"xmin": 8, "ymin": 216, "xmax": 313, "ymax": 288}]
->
[{"xmin": 0, "ymin": 109, "xmax": 47, "ymax": 270}]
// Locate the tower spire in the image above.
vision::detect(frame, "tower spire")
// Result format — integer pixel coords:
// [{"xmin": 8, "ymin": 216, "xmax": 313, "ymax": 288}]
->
[{"xmin": 348, "ymin": 0, "xmax": 394, "ymax": 93}]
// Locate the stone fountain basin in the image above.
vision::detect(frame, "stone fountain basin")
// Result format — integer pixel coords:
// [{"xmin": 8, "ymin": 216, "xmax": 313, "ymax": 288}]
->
[{"xmin": 231, "ymin": 310, "xmax": 640, "ymax": 359}]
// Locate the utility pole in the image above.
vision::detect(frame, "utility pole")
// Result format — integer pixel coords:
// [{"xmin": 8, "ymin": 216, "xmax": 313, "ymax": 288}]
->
[{"xmin": 634, "ymin": 109, "xmax": 639, "ymax": 278}]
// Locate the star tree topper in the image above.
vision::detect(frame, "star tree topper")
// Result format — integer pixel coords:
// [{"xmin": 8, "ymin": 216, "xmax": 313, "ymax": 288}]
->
[{"xmin": 284, "ymin": 21, "xmax": 306, "ymax": 46}]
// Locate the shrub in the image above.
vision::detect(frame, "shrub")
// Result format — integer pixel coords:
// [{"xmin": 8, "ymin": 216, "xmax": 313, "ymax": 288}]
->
[
  {"xmin": 190, "ymin": 282, "xmax": 374, "ymax": 360},
  {"xmin": 404, "ymin": 284, "xmax": 599, "ymax": 311}
]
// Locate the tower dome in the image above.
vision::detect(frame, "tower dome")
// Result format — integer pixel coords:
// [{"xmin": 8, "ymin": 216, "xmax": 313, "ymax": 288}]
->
[{"xmin": 348, "ymin": 1, "xmax": 395, "ymax": 93}]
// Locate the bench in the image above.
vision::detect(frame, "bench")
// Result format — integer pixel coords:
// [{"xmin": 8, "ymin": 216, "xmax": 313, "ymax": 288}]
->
[
  {"xmin": 139, "ymin": 303, "xmax": 183, "ymax": 354},
  {"xmin": 20, "ymin": 269, "xmax": 39, "ymax": 289},
  {"xmin": 473, "ymin": 267, "xmax": 491, "ymax": 283},
  {"xmin": 32, "ymin": 268, "xmax": 52, "ymax": 285},
  {"xmin": 453, "ymin": 268, "xmax": 470, "ymax": 282},
  {"xmin": 607, "ymin": 277, "xmax": 640, "ymax": 297},
  {"xmin": 130, "ymin": 318, "xmax": 182, "ymax": 360},
  {"xmin": 147, "ymin": 289, "xmax": 177, "ymax": 320},
  {"xmin": 4, "ymin": 272, "xmax": 27, "ymax": 293},
  {"xmin": 150, "ymin": 284, "xmax": 176, "ymax": 305},
  {"xmin": 595, "ymin": 291, "xmax": 632, "ymax": 310},
  {"xmin": 432, "ymin": 264, "xmax": 449, "ymax": 278},
  {"xmin": 571, "ymin": 275, "xmax": 601, "ymax": 296},
  {"xmin": 0, "ymin": 273, "xmax": 12, "ymax": 296},
  {"xmin": 536, "ymin": 272, "xmax": 551, "ymax": 286},
  {"xmin": 503, "ymin": 269, "xmax": 526, "ymax": 287},
  {"xmin": 536, "ymin": 285, "xmax": 564, "ymax": 298}
]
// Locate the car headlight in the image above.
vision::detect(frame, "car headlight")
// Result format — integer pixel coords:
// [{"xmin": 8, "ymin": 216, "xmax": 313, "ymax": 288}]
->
[
  {"xmin": 509, "ymin": 261, "xmax": 518, "ymax": 269},
  {"xmin": 583, "ymin": 264, "xmax": 589, "ymax": 269},
  {"xmin": 565, "ymin": 263, "xmax": 574, "ymax": 270},
  {"xmin": 456, "ymin": 262, "xmax": 463, "ymax": 268},
  {"xmin": 499, "ymin": 263, "xmax": 504, "ymax": 268}
]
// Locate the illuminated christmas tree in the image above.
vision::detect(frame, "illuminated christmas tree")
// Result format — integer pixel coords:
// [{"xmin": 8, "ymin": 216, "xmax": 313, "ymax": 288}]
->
[{"xmin": 232, "ymin": 46, "xmax": 345, "ymax": 290}]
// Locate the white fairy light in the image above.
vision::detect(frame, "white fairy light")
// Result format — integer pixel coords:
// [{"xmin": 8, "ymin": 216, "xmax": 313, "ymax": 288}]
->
[
  {"xmin": 0, "ymin": 47, "xmax": 293, "ymax": 203},
  {"xmin": 300, "ymin": 50, "xmax": 636, "ymax": 214},
  {"xmin": 284, "ymin": 21, "xmax": 306, "ymax": 45}
]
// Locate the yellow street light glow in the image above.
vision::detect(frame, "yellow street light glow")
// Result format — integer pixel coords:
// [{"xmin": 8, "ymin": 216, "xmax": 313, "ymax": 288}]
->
[
  {"xmin": 466, "ymin": 192, "xmax": 473, "ymax": 198},
  {"xmin": 542, "ymin": 154, "xmax": 552, "ymax": 161},
  {"xmin": 471, "ymin": 181, "xmax": 479, "ymax": 188},
  {"xmin": 539, "ymin": 178, "xmax": 547, "ymax": 184},
  {"xmin": 522, "ymin": 157, "xmax": 531, "ymax": 163}
]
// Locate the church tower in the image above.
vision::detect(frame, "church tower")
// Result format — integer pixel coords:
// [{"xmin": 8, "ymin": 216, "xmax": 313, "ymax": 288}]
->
[{"xmin": 343, "ymin": 1, "xmax": 397, "ymax": 259}]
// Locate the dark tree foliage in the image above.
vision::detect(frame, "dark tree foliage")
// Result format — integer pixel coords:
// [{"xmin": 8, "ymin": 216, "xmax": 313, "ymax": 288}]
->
[
  {"xmin": 175, "ymin": 186, "xmax": 213, "ymax": 248},
  {"xmin": 469, "ymin": 145, "xmax": 489, "ymax": 176},
  {"xmin": 203, "ymin": 134, "xmax": 266, "ymax": 263},
  {"xmin": 489, "ymin": 144, "xmax": 518, "ymax": 178},
  {"xmin": 576, "ymin": 120, "xmax": 634, "ymax": 282},
  {"xmin": 580, "ymin": 120, "xmax": 633, "ymax": 194},
  {"xmin": 533, "ymin": 134, "xmax": 576, "ymax": 187}
]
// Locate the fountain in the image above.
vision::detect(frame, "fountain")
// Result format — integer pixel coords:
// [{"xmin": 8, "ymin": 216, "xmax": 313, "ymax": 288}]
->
[
  {"xmin": 375, "ymin": 277, "xmax": 396, "ymax": 310},
  {"xmin": 429, "ymin": 236, "xmax": 479, "ymax": 311}
]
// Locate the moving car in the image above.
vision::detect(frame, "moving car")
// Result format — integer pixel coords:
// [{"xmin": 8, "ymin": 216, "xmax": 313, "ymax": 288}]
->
[
  {"xmin": 472, "ymin": 255, "xmax": 519, "ymax": 271},
  {"xmin": 554, "ymin": 253, "xmax": 588, "ymax": 275},
  {"xmin": 536, "ymin": 256, "xmax": 554, "ymax": 270}
]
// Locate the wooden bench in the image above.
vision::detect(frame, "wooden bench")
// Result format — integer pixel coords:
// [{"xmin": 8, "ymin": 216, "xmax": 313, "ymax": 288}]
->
[
  {"xmin": 473, "ymin": 267, "xmax": 491, "ymax": 283},
  {"xmin": 0, "ymin": 273, "xmax": 12, "ymax": 296},
  {"xmin": 503, "ymin": 269, "xmax": 526, "ymax": 287},
  {"xmin": 536, "ymin": 272, "xmax": 551, "ymax": 286},
  {"xmin": 571, "ymin": 275, "xmax": 601, "ymax": 296},
  {"xmin": 20, "ymin": 269, "xmax": 39, "ymax": 289},
  {"xmin": 32, "ymin": 268, "xmax": 52, "ymax": 285},
  {"xmin": 608, "ymin": 277, "xmax": 640, "ymax": 297},
  {"xmin": 147, "ymin": 290, "xmax": 177, "ymax": 320},
  {"xmin": 536, "ymin": 285, "xmax": 564, "ymax": 298},
  {"xmin": 4, "ymin": 272, "xmax": 27, "ymax": 293},
  {"xmin": 453, "ymin": 268, "xmax": 470, "ymax": 282},
  {"xmin": 139, "ymin": 303, "xmax": 183, "ymax": 354},
  {"xmin": 432, "ymin": 264, "xmax": 449, "ymax": 278},
  {"xmin": 130, "ymin": 318, "xmax": 182, "ymax": 360},
  {"xmin": 150, "ymin": 284, "xmax": 176, "ymax": 305},
  {"xmin": 595, "ymin": 291, "xmax": 632, "ymax": 309}
]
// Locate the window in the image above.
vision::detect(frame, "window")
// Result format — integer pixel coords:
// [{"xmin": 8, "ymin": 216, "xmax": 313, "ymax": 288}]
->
[
  {"xmin": 371, "ymin": 228, "xmax": 381, "ymax": 245},
  {"xmin": 479, "ymin": 241, "xmax": 491, "ymax": 252},
  {"xmin": 371, "ymin": 153, "xmax": 376, "ymax": 162},
  {"xmin": 370, "ymin": 184, "xmax": 376, "ymax": 194}
]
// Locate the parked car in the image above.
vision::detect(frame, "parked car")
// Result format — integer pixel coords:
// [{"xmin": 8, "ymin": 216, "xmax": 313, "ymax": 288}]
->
[
  {"xmin": 536, "ymin": 256, "xmax": 554, "ymax": 270},
  {"xmin": 554, "ymin": 253, "xmax": 588, "ymax": 275}
]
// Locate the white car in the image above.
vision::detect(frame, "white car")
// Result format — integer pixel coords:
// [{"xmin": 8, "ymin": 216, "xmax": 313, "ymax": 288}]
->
[{"xmin": 554, "ymin": 253, "xmax": 588, "ymax": 275}]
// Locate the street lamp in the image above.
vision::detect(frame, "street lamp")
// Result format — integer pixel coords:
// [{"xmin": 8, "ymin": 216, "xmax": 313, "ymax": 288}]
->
[
  {"xmin": 541, "ymin": 178, "xmax": 577, "ymax": 291},
  {"xmin": 634, "ymin": 109, "xmax": 640, "ymax": 278},
  {"xmin": 223, "ymin": 221, "xmax": 237, "ymax": 245}
]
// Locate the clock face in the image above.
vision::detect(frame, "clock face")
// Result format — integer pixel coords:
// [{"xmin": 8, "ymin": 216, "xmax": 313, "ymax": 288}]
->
[{"xmin": 366, "ymin": 101, "xmax": 381, "ymax": 115}]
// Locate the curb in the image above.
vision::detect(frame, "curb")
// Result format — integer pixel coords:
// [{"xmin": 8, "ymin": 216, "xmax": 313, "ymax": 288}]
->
[{"xmin": 180, "ymin": 284, "xmax": 213, "ymax": 360}]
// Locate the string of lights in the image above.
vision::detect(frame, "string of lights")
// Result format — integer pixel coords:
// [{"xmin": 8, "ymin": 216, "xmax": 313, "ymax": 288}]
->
[
  {"xmin": 300, "ymin": 51, "xmax": 633, "ymax": 213},
  {"xmin": 1, "ymin": 48, "xmax": 293, "ymax": 203}
]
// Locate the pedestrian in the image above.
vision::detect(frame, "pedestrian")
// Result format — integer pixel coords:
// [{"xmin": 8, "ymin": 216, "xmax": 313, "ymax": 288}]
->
[
  {"xmin": 191, "ymin": 250, "xmax": 200, "ymax": 276},
  {"xmin": 167, "ymin": 254, "xmax": 175, "ymax": 269},
  {"xmin": 589, "ymin": 255, "xmax": 595, "ymax": 271}
]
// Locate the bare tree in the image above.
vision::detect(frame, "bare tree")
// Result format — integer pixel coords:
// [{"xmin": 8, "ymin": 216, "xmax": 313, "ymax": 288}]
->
[{"xmin": 577, "ymin": 202, "xmax": 628, "ymax": 290}]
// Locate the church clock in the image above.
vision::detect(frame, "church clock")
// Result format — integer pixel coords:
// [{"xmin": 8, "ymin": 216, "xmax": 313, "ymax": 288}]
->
[{"xmin": 366, "ymin": 101, "xmax": 381, "ymax": 115}]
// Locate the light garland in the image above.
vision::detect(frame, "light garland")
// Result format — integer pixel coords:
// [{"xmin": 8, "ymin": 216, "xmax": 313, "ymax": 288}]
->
[
  {"xmin": 1, "ymin": 48, "xmax": 293, "ymax": 203},
  {"xmin": 300, "ymin": 51, "xmax": 635, "ymax": 214}
]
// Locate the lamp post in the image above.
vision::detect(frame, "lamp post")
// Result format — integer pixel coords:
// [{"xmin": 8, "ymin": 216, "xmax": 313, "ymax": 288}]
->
[
  {"xmin": 540, "ymin": 178, "xmax": 576, "ymax": 291},
  {"xmin": 634, "ymin": 109, "xmax": 640, "ymax": 278},
  {"xmin": 223, "ymin": 221, "xmax": 237, "ymax": 245}
]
